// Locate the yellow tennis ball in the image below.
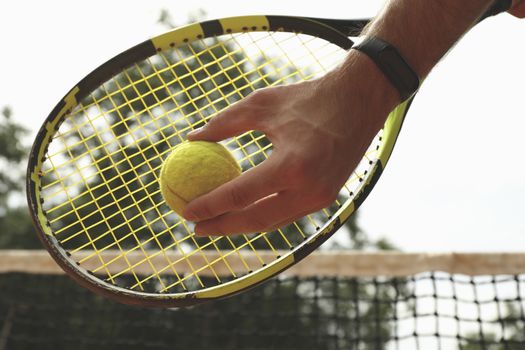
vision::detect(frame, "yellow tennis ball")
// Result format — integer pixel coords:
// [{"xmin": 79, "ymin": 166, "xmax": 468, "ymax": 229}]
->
[{"xmin": 160, "ymin": 141, "xmax": 241, "ymax": 217}]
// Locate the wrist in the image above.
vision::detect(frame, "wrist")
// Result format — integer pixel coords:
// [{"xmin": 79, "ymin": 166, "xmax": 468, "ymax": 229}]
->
[
  {"xmin": 319, "ymin": 50, "xmax": 400, "ymax": 139},
  {"xmin": 353, "ymin": 37, "xmax": 420, "ymax": 102},
  {"xmin": 341, "ymin": 50, "xmax": 400, "ymax": 116}
]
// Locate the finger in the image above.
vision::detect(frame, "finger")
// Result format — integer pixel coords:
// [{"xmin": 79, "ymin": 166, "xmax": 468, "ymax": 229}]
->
[
  {"xmin": 183, "ymin": 156, "xmax": 284, "ymax": 222},
  {"xmin": 267, "ymin": 209, "xmax": 315, "ymax": 232},
  {"xmin": 188, "ymin": 99, "xmax": 264, "ymax": 142},
  {"xmin": 194, "ymin": 191, "xmax": 309, "ymax": 236}
]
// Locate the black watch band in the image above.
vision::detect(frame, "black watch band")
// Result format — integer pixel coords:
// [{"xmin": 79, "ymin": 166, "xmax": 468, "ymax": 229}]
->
[{"xmin": 353, "ymin": 37, "xmax": 420, "ymax": 101}]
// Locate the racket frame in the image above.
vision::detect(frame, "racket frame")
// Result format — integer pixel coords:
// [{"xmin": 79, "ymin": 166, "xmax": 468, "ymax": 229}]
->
[{"xmin": 27, "ymin": 15, "xmax": 412, "ymax": 306}]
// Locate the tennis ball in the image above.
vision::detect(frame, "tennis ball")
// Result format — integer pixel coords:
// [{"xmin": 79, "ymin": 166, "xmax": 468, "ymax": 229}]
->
[{"xmin": 160, "ymin": 141, "xmax": 241, "ymax": 218}]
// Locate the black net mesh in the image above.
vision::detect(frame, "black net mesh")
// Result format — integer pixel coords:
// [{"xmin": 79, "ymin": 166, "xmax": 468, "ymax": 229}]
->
[{"xmin": 1, "ymin": 272, "xmax": 524, "ymax": 349}]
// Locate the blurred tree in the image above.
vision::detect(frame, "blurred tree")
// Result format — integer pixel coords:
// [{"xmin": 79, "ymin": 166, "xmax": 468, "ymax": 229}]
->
[
  {"xmin": 0, "ymin": 107, "xmax": 25, "ymax": 208},
  {"xmin": 0, "ymin": 107, "xmax": 40, "ymax": 249},
  {"xmin": 460, "ymin": 302, "xmax": 525, "ymax": 350}
]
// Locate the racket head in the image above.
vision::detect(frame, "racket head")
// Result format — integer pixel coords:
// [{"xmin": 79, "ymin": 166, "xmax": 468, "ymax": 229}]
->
[{"xmin": 27, "ymin": 15, "xmax": 413, "ymax": 307}]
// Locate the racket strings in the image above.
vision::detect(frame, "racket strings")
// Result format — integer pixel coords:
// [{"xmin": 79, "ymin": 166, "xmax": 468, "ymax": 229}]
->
[
  {"xmin": 45, "ymin": 33, "xmax": 264, "ymax": 152},
  {"xmin": 66, "ymin": 106, "xmax": 176, "ymax": 291},
  {"xmin": 157, "ymin": 40, "xmax": 280, "ymax": 272},
  {"xmin": 108, "ymin": 68, "xmax": 236, "ymax": 288},
  {"xmin": 40, "ymin": 34, "xmax": 324, "ymax": 200},
  {"xmin": 53, "ymin": 38, "xmax": 322, "ymax": 264},
  {"xmin": 39, "ymin": 30, "xmax": 378, "ymax": 293},
  {"xmin": 42, "ymin": 32, "xmax": 328, "ymax": 172}
]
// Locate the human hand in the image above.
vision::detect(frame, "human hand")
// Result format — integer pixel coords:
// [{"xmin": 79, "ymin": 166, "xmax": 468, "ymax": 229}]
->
[
  {"xmin": 183, "ymin": 52, "xmax": 399, "ymax": 235},
  {"xmin": 509, "ymin": 0, "xmax": 525, "ymax": 18}
]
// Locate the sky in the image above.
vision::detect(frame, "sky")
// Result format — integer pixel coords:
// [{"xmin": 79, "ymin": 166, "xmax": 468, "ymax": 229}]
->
[{"xmin": 0, "ymin": 0, "xmax": 524, "ymax": 252}]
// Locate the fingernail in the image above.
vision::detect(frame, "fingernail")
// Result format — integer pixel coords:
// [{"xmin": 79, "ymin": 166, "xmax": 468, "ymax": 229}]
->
[{"xmin": 187, "ymin": 127, "xmax": 203, "ymax": 136}]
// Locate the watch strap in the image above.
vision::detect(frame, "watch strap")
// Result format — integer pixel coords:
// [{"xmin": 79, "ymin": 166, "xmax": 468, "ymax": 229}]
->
[{"xmin": 353, "ymin": 37, "xmax": 420, "ymax": 101}]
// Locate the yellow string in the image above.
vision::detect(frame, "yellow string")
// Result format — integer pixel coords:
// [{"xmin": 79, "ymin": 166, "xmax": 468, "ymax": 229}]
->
[{"xmin": 39, "ymin": 30, "xmax": 381, "ymax": 293}]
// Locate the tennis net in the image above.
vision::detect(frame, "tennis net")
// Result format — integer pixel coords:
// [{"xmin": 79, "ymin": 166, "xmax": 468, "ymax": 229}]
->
[{"xmin": 0, "ymin": 250, "xmax": 524, "ymax": 349}]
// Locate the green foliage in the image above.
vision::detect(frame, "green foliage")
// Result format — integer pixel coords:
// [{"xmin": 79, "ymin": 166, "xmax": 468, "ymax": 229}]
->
[
  {"xmin": 0, "ymin": 107, "xmax": 27, "ymax": 208},
  {"xmin": 0, "ymin": 107, "xmax": 39, "ymax": 249},
  {"xmin": 158, "ymin": 8, "xmax": 207, "ymax": 28},
  {"xmin": 0, "ymin": 207, "xmax": 40, "ymax": 249}
]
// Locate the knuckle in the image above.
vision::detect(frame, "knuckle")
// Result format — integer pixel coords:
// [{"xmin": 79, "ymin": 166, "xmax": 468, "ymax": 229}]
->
[
  {"xmin": 248, "ymin": 88, "xmax": 272, "ymax": 104},
  {"xmin": 227, "ymin": 187, "xmax": 250, "ymax": 210},
  {"xmin": 247, "ymin": 87, "xmax": 283, "ymax": 108},
  {"xmin": 193, "ymin": 205, "xmax": 213, "ymax": 221}
]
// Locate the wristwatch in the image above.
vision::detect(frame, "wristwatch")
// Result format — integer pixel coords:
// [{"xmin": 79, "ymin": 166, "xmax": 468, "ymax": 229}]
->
[{"xmin": 353, "ymin": 37, "xmax": 420, "ymax": 101}]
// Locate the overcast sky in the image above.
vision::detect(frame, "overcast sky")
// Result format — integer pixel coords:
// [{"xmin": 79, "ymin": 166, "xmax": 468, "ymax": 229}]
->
[{"xmin": 1, "ymin": 0, "xmax": 523, "ymax": 252}]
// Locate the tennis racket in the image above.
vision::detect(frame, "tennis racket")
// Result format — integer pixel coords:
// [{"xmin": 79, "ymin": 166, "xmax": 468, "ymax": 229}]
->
[{"xmin": 27, "ymin": 6, "xmax": 507, "ymax": 307}]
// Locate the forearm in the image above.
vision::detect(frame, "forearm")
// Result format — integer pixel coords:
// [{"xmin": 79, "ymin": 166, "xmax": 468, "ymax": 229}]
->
[
  {"xmin": 362, "ymin": 0, "xmax": 494, "ymax": 79},
  {"xmin": 509, "ymin": 0, "xmax": 525, "ymax": 17},
  {"xmin": 321, "ymin": 0, "xmax": 512, "ymax": 148}
]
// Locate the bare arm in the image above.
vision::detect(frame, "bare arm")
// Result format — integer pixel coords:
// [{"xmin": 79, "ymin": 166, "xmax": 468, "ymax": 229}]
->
[
  {"xmin": 361, "ymin": 0, "xmax": 524, "ymax": 77},
  {"xmin": 361, "ymin": 1, "xmax": 494, "ymax": 78},
  {"xmin": 184, "ymin": 0, "xmax": 518, "ymax": 235},
  {"xmin": 509, "ymin": 0, "xmax": 525, "ymax": 17}
]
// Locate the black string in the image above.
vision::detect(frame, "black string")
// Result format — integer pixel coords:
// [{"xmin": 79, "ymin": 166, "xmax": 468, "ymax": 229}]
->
[{"xmin": 1, "ymin": 272, "xmax": 524, "ymax": 349}]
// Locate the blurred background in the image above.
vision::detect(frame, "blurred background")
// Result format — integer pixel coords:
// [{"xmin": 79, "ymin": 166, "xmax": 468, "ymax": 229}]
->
[
  {"xmin": 0, "ymin": 2, "xmax": 524, "ymax": 349},
  {"xmin": 0, "ymin": 0, "xmax": 523, "ymax": 252}
]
